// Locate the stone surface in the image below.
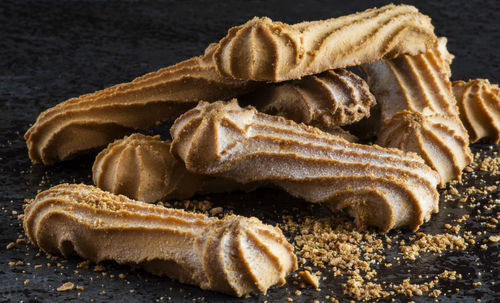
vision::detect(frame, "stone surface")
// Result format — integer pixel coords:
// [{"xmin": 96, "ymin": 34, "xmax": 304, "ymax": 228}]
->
[{"xmin": 0, "ymin": 0, "xmax": 498, "ymax": 302}]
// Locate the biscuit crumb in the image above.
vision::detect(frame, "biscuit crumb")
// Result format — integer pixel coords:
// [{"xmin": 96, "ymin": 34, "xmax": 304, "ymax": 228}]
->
[
  {"xmin": 57, "ymin": 282, "xmax": 74, "ymax": 291},
  {"xmin": 299, "ymin": 270, "xmax": 320, "ymax": 289}
]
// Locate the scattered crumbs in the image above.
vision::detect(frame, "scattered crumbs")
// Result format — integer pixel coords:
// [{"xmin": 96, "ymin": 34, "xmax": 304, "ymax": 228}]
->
[
  {"xmin": 76, "ymin": 285, "xmax": 84, "ymax": 291},
  {"xmin": 24, "ymin": 280, "xmax": 29, "ymax": 285},
  {"xmin": 129, "ymin": 289, "xmax": 135, "ymax": 293},
  {"xmin": 57, "ymin": 282, "xmax": 74, "ymax": 292},
  {"xmin": 6, "ymin": 242, "xmax": 15, "ymax": 250},
  {"xmin": 119, "ymin": 273, "xmax": 126, "ymax": 279},
  {"xmin": 34, "ymin": 264, "xmax": 42, "ymax": 269}
]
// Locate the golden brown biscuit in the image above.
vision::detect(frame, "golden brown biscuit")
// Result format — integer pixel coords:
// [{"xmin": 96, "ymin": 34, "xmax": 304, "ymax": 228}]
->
[
  {"xmin": 170, "ymin": 100, "xmax": 440, "ymax": 232},
  {"xmin": 213, "ymin": 4, "xmax": 437, "ymax": 81},
  {"xmin": 377, "ymin": 110, "xmax": 471, "ymax": 186},
  {"xmin": 25, "ymin": 45, "xmax": 257, "ymax": 165},
  {"xmin": 24, "ymin": 183, "xmax": 297, "ymax": 297},
  {"xmin": 93, "ymin": 133, "xmax": 256, "ymax": 202},
  {"xmin": 361, "ymin": 38, "xmax": 472, "ymax": 184},
  {"xmin": 241, "ymin": 69, "xmax": 376, "ymax": 128},
  {"xmin": 452, "ymin": 79, "xmax": 500, "ymax": 143}
]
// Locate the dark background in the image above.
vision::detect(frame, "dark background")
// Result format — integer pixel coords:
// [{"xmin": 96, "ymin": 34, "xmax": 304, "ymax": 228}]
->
[{"xmin": 0, "ymin": 0, "xmax": 499, "ymax": 302}]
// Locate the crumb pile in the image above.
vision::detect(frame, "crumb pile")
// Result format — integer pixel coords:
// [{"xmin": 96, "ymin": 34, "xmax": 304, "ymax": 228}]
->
[{"xmin": 279, "ymin": 148, "xmax": 499, "ymax": 301}]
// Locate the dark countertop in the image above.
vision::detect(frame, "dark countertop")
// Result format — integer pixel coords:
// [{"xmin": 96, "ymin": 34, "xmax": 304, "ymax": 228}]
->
[{"xmin": 0, "ymin": 1, "xmax": 499, "ymax": 302}]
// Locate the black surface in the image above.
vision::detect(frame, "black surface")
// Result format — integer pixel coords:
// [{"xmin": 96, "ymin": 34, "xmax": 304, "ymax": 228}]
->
[{"xmin": 0, "ymin": 0, "xmax": 499, "ymax": 302}]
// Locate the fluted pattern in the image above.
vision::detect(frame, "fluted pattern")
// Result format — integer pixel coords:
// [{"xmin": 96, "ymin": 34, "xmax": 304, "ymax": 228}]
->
[
  {"xmin": 25, "ymin": 45, "xmax": 257, "ymax": 165},
  {"xmin": 377, "ymin": 111, "xmax": 472, "ymax": 185},
  {"xmin": 361, "ymin": 38, "xmax": 458, "ymax": 121},
  {"xmin": 24, "ymin": 184, "xmax": 297, "ymax": 297},
  {"xmin": 93, "ymin": 133, "xmax": 256, "ymax": 202},
  {"xmin": 213, "ymin": 4, "xmax": 437, "ymax": 82},
  {"xmin": 361, "ymin": 38, "xmax": 472, "ymax": 184},
  {"xmin": 241, "ymin": 69, "xmax": 376, "ymax": 128},
  {"xmin": 452, "ymin": 79, "xmax": 500, "ymax": 143},
  {"xmin": 170, "ymin": 101, "xmax": 440, "ymax": 232}
]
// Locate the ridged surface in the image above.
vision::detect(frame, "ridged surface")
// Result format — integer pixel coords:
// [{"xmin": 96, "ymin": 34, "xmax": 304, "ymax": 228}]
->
[
  {"xmin": 361, "ymin": 38, "xmax": 472, "ymax": 184},
  {"xmin": 93, "ymin": 133, "xmax": 255, "ymax": 202},
  {"xmin": 23, "ymin": 183, "xmax": 297, "ymax": 297},
  {"xmin": 170, "ymin": 101, "xmax": 440, "ymax": 232},
  {"xmin": 452, "ymin": 79, "xmax": 500, "ymax": 143},
  {"xmin": 377, "ymin": 111, "xmax": 472, "ymax": 186},
  {"xmin": 241, "ymin": 69, "xmax": 376, "ymax": 128},
  {"xmin": 361, "ymin": 38, "xmax": 457, "ymax": 120},
  {"xmin": 24, "ymin": 45, "xmax": 256, "ymax": 165},
  {"xmin": 213, "ymin": 4, "xmax": 437, "ymax": 82}
]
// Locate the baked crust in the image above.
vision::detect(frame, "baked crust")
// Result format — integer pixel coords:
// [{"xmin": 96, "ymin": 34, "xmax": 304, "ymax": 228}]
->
[
  {"xmin": 170, "ymin": 100, "xmax": 440, "ymax": 232},
  {"xmin": 23, "ymin": 183, "xmax": 297, "ymax": 297},
  {"xmin": 213, "ymin": 4, "xmax": 437, "ymax": 81},
  {"xmin": 452, "ymin": 79, "xmax": 500, "ymax": 143},
  {"xmin": 24, "ymin": 45, "xmax": 256, "ymax": 165}
]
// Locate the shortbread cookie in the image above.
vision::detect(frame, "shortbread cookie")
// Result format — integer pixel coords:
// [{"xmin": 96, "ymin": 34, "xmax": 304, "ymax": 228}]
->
[
  {"xmin": 213, "ymin": 4, "xmax": 437, "ymax": 81},
  {"xmin": 377, "ymin": 110, "xmax": 471, "ymax": 186},
  {"xmin": 24, "ymin": 184, "xmax": 297, "ymax": 297},
  {"xmin": 93, "ymin": 134, "xmax": 256, "ymax": 202},
  {"xmin": 242, "ymin": 69, "xmax": 376, "ymax": 128},
  {"xmin": 452, "ymin": 79, "xmax": 500, "ymax": 143},
  {"xmin": 25, "ymin": 44, "xmax": 256, "ymax": 165},
  {"xmin": 170, "ymin": 101, "xmax": 440, "ymax": 232},
  {"xmin": 361, "ymin": 38, "xmax": 472, "ymax": 184}
]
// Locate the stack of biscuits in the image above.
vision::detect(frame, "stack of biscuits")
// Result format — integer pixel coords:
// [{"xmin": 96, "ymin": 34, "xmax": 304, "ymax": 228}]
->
[{"xmin": 22, "ymin": 4, "xmax": 499, "ymax": 297}]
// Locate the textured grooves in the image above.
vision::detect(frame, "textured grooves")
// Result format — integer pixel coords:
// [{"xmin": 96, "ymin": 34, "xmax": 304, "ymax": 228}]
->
[
  {"xmin": 213, "ymin": 4, "xmax": 437, "ymax": 81},
  {"xmin": 170, "ymin": 101, "xmax": 440, "ymax": 232},
  {"xmin": 241, "ymin": 69, "xmax": 376, "ymax": 129},
  {"xmin": 361, "ymin": 38, "xmax": 472, "ymax": 184},
  {"xmin": 24, "ymin": 45, "xmax": 257, "ymax": 165},
  {"xmin": 377, "ymin": 111, "xmax": 472, "ymax": 185},
  {"xmin": 93, "ymin": 134, "xmax": 182, "ymax": 202},
  {"xmin": 23, "ymin": 184, "xmax": 297, "ymax": 297},
  {"xmin": 93, "ymin": 133, "xmax": 256, "ymax": 202},
  {"xmin": 452, "ymin": 79, "xmax": 500, "ymax": 143}
]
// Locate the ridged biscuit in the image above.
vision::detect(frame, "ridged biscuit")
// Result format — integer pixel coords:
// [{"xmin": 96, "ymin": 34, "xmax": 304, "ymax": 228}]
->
[
  {"xmin": 93, "ymin": 134, "xmax": 256, "ymax": 202},
  {"xmin": 25, "ymin": 45, "xmax": 256, "ymax": 165},
  {"xmin": 213, "ymin": 4, "xmax": 437, "ymax": 81},
  {"xmin": 24, "ymin": 183, "xmax": 297, "ymax": 297},
  {"xmin": 452, "ymin": 79, "xmax": 500, "ymax": 143},
  {"xmin": 377, "ymin": 110, "xmax": 471, "ymax": 186},
  {"xmin": 361, "ymin": 38, "xmax": 472, "ymax": 184},
  {"xmin": 170, "ymin": 100, "xmax": 440, "ymax": 232},
  {"xmin": 242, "ymin": 69, "xmax": 376, "ymax": 128}
]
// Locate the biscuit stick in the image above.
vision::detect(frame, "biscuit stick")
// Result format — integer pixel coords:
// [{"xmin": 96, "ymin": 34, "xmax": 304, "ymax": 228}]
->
[
  {"xmin": 25, "ymin": 45, "xmax": 256, "ymax": 165},
  {"xmin": 213, "ymin": 4, "xmax": 437, "ymax": 81},
  {"xmin": 242, "ymin": 69, "xmax": 376, "ymax": 129},
  {"xmin": 24, "ymin": 183, "xmax": 297, "ymax": 297},
  {"xmin": 170, "ymin": 101, "xmax": 440, "ymax": 232},
  {"xmin": 361, "ymin": 38, "xmax": 472, "ymax": 185}
]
